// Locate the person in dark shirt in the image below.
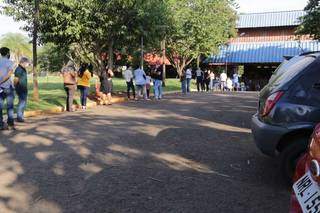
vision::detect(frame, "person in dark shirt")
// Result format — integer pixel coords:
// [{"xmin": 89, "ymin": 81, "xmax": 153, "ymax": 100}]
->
[
  {"xmin": 152, "ymin": 66, "xmax": 163, "ymax": 100},
  {"xmin": 14, "ymin": 57, "xmax": 30, "ymax": 122}
]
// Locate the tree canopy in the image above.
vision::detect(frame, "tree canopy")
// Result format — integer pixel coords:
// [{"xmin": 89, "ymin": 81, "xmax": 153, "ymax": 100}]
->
[
  {"xmin": 165, "ymin": 0, "xmax": 237, "ymax": 75},
  {"xmin": 3, "ymin": 0, "xmax": 169, "ymax": 75},
  {"xmin": 3, "ymin": 0, "xmax": 237, "ymax": 77},
  {"xmin": 297, "ymin": 0, "xmax": 320, "ymax": 40}
]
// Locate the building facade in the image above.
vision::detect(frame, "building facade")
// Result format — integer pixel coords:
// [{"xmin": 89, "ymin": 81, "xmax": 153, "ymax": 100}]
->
[{"xmin": 207, "ymin": 10, "xmax": 320, "ymax": 90}]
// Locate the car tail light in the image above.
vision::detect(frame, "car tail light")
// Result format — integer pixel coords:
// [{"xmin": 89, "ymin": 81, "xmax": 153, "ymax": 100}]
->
[
  {"xmin": 310, "ymin": 160, "xmax": 320, "ymax": 178},
  {"xmin": 262, "ymin": 91, "xmax": 284, "ymax": 117}
]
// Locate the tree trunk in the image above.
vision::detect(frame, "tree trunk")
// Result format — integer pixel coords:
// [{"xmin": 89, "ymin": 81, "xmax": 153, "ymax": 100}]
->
[
  {"xmin": 141, "ymin": 36, "xmax": 144, "ymax": 69},
  {"xmin": 197, "ymin": 55, "xmax": 200, "ymax": 69},
  {"xmin": 108, "ymin": 39, "xmax": 114, "ymax": 71},
  {"xmin": 32, "ymin": 0, "xmax": 40, "ymax": 102},
  {"xmin": 161, "ymin": 39, "xmax": 166, "ymax": 86}
]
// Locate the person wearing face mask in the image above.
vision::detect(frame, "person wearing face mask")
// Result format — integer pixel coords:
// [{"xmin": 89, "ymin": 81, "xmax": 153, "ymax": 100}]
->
[
  {"xmin": 0, "ymin": 47, "xmax": 15, "ymax": 130},
  {"xmin": 14, "ymin": 57, "xmax": 30, "ymax": 122}
]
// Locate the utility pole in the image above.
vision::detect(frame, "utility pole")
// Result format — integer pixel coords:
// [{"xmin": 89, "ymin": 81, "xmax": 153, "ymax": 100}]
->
[
  {"xmin": 32, "ymin": 0, "xmax": 40, "ymax": 101},
  {"xmin": 141, "ymin": 36, "xmax": 144, "ymax": 70},
  {"xmin": 161, "ymin": 39, "xmax": 166, "ymax": 86}
]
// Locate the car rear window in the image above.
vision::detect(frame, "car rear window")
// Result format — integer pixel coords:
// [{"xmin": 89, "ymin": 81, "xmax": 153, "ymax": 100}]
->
[{"xmin": 269, "ymin": 55, "xmax": 316, "ymax": 87}]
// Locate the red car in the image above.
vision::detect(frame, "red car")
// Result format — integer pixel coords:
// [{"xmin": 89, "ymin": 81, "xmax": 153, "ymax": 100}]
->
[{"xmin": 290, "ymin": 124, "xmax": 320, "ymax": 213}]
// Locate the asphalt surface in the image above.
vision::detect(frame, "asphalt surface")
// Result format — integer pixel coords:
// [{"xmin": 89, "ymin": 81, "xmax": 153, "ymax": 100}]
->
[{"xmin": 0, "ymin": 92, "xmax": 290, "ymax": 213}]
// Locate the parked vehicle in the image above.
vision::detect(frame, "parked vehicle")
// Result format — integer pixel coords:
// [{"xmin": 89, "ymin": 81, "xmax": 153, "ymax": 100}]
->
[
  {"xmin": 290, "ymin": 123, "xmax": 320, "ymax": 213},
  {"xmin": 251, "ymin": 51, "xmax": 320, "ymax": 181}
]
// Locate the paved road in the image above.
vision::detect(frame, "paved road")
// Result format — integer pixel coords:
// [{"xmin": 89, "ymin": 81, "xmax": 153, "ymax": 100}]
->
[{"xmin": 0, "ymin": 92, "xmax": 290, "ymax": 213}]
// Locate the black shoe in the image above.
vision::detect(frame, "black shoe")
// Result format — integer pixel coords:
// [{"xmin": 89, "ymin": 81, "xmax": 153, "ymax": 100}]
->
[
  {"xmin": 0, "ymin": 125, "xmax": 9, "ymax": 131},
  {"xmin": 17, "ymin": 118, "xmax": 25, "ymax": 123}
]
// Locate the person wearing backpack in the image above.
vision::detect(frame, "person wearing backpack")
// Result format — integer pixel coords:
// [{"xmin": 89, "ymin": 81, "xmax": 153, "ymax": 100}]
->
[{"xmin": 134, "ymin": 65, "xmax": 147, "ymax": 100}]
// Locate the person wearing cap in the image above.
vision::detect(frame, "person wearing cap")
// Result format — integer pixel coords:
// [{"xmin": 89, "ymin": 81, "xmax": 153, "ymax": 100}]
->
[
  {"xmin": 14, "ymin": 56, "xmax": 30, "ymax": 122},
  {"xmin": 0, "ymin": 47, "xmax": 15, "ymax": 130}
]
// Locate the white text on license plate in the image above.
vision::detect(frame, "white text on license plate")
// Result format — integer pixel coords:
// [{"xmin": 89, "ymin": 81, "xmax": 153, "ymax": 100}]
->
[{"xmin": 293, "ymin": 171, "xmax": 320, "ymax": 213}]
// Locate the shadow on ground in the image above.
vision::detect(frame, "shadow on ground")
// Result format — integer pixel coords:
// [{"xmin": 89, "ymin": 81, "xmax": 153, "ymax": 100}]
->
[{"xmin": 0, "ymin": 92, "xmax": 289, "ymax": 213}]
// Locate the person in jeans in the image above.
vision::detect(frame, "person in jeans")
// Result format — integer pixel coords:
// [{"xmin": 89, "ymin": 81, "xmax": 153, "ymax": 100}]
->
[
  {"xmin": 185, "ymin": 68, "xmax": 192, "ymax": 93},
  {"xmin": 77, "ymin": 63, "xmax": 92, "ymax": 110},
  {"xmin": 61, "ymin": 61, "xmax": 77, "ymax": 112},
  {"xmin": 0, "ymin": 47, "xmax": 15, "ymax": 130},
  {"xmin": 153, "ymin": 66, "xmax": 163, "ymax": 100},
  {"xmin": 123, "ymin": 66, "xmax": 135, "ymax": 100},
  {"xmin": 196, "ymin": 68, "xmax": 204, "ymax": 92},
  {"xmin": 134, "ymin": 65, "xmax": 147, "ymax": 100},
  {"xmin": 209, "ymin": 71, "xmax": 215, "ymax": 91},
  {"xmin": 14, "ymin": 57, "xmax": 30, "ymax": 122},
  {"xmin": 180, "ymin": 70, "xmax": 187, "ymax": 95}
]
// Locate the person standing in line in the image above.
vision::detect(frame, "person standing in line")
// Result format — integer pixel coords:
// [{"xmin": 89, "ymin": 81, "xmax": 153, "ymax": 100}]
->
[
  {"xmin": 233, "ymin": 72, "xmax": 239, "ymax": 91},
  {"xmin": 0, "ymin": 47, "xmax": 15, "ymax": 130},
  {"xmin": 145, "ymin": 71, "xmax": 152, "ymax": 100},
  {"xmin": 180, "ymin": 69, "xmax": 187, "ymax": 95},
  {"xmin": 204, "ymin": 70, "xmax": 210, "ymax": 92},
  {"xmin": 134, "ymin": 65, "xmax": 147, "ymax": 100},
  {"xmin": 220, "ymin": 71, "xmax": 227, "ymax": 91},
  {"xmin": 106, "ymin": 68, "xmax": 114, "ymax": 105},
  {"xmin": 14, "ymin": 57, "xmax": 30, "ymax": 122},
  {"xmin": 77, "ymin": 63, "xmax": 92, "ymax": 110},
  {"xmin": 209, "ymin": 71, "xmax": 215, "ymax": 91},
  {"xmin": 196, "ymin": 67, "xmax": 203, "ymax": 92},
  {"xmin": 153, "ymin": 66, "xmax": 163, "ymax": 100},
  {"xmin": 123, "ymin": 65, "xmax": 136, "ymax": 100},
  {"xmin": 61, "ymin": 61, "xmax": 77, "ymax": 112},
  {"xmin": 226, "ymin": 77, "xmax": 233, "ymax": 91},
  {"xmin": 185, "ymin": 67, "xmax": 192, "ymax": 93}
]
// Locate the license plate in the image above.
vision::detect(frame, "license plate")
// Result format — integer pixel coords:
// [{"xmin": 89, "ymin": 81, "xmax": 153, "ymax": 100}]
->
[{"xmin": 293, "ymin": 171, "xmax": 320, "ymax": 213}]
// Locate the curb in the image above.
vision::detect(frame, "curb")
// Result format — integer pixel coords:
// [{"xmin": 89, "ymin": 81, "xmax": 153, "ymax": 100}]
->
[{"xmin": 24, "ymin": 96, "xmax": 127, "ymax": 118}]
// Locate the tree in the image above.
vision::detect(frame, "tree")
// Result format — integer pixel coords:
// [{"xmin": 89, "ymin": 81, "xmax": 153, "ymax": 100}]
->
[
  {"xmin": 38, "ymin": 43, "xmax": 69, "ymax": 72},
  {"xmin": 2, "ymin": 0, "xmax": 40, "ymax": 101},
  {"xmin": 165, "ymin": 0, "xmax": 237, "ymax": 76},
  {"xmin": 297, "ymin": 0, "xmax": 320, "ymax": 40},
  {"xmin": 3, "ymin": 0, "xmax": 169, "ymax": 77},
  {"xmin": 0, "ymin": 33, "xmax": 32, "ymax": 62}
]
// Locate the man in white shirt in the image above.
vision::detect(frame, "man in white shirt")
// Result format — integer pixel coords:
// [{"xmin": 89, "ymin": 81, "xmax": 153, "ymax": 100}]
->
[
  {"xmin": 186, "ymin": 68, "xmax": 192, "ymax": 93},
  {"xmin": 209, "ymin": 71, "xmax": 215, "ymax": 91},
  {"xmin": 123, "ymin": 66, "xmax": 135, "ymax": 100},
  {"xmin": 233, "ymin": 72, "xmax": 239, "ymax": 91},
  {"xmin": 220, "ymin": 72, "xmax": 227, "ymax": 91},
  {"xmin": 134, "ymin": 65, "xmax": 147, "ymax": 100},
  {"xmin": 0, "ymin": 47, "xmax": 15, "ymax": 130}
]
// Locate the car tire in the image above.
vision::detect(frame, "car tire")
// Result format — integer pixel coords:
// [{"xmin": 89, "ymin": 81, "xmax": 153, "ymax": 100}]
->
[{"xmin": 279, "ymin": 137, "xmax": 309, "ymax": 184}]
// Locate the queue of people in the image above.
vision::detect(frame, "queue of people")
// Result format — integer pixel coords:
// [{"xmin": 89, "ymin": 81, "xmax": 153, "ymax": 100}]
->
[
  {"xmin": 0, "ymin": 47, "xmax": 30, "ymax": 130},
  {"xmin": 181, "ymin": 67, "xmax": 246, "ymax": 93},
  {"xmin": 123, "ymin": 65, "xmax": 164, "ymax": 101}
]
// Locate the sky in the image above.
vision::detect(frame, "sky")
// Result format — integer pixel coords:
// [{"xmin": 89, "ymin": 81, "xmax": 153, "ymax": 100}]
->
[{"xmin": 0, "ymin": 0, "xmax": 310, "ymax": 37}]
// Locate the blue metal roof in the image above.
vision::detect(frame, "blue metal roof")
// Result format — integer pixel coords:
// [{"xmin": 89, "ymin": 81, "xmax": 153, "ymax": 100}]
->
[
  {"xmin": 206, "ymin": 41, "xmax": 320, "ymax": 64},
  {"xmin": 237, "ymin": 10, "xmax": 306, "ymax": 28}
]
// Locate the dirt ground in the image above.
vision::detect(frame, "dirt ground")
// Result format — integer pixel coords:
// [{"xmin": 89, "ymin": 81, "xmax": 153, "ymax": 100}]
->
[{"xmin": 0, "ymin": 92, "xmax": 290, "ymax": 213}]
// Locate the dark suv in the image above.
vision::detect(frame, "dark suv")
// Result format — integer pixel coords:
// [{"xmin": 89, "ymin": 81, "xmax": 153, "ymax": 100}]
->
[{"xmin": 252, "ymin": 51, "xmax": 320, "ymax": 181}]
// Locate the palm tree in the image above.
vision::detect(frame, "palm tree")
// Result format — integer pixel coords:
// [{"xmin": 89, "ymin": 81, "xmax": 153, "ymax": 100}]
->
[{"xmin": 0, "ymin": 33, "xmax": 32, "ymax": 63}]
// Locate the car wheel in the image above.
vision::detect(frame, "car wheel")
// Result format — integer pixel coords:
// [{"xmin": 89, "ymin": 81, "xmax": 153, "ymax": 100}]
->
[{"xmin": 279, "ymin": 137, "xmax": 309, "ymax": 184}]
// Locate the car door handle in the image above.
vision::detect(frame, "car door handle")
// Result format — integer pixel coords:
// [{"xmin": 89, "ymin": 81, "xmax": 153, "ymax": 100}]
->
[{"xmin": 313, "ymin": 83, "xmax": 320, "ymax": 89}]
